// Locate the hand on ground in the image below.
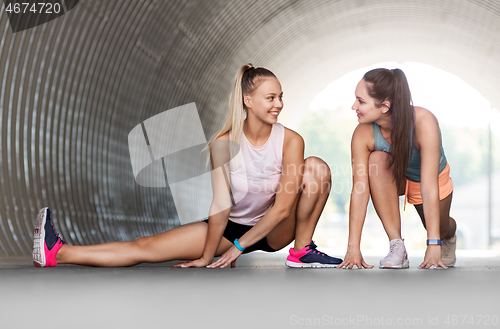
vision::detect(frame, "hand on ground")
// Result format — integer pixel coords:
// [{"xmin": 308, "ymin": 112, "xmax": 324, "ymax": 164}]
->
[
  {"xmin": 337, "ymin": 248, "xmax": 373, "ymax": 269},
  {"xmin": 173, "ymin": 258, "xmax": 211, "ymax": 268},
  {"xmin": 419, "ymin": 245, "xmax": 447, "ymax": 269},
  {"xmin": 207, "ymin": 245, "xmax": 242, "ymax": 268}
]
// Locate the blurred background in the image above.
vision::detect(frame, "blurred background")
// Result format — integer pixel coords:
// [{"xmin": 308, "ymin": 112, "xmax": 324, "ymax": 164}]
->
[{"xmin": 0, "ymin": 0, "xmax": 498, "ymax": 257}]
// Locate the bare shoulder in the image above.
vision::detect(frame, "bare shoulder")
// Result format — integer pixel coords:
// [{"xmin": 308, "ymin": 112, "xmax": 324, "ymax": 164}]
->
[
  {"xmin": 283, "ymin": 126, "xmax": 305, "ymax": 149},
  {"xmin": 413, "ymin": 107, "xmax": 441, "ymax": 149},
  {"xmin": 210, "ymin": 132, "xmax": 229, "ymax": 154},
  {"xmin": 351, "ymin": 123, "xmax": 374, "ymax": 151},
  {"xmin": 211, "ymin": 131, "xmax": 230, "ymax": 152},
  {"xmin": 211, "ymin": 131, "xmax": 231, "ymax": 167},
  {"xmin": 215, "ymin": 131, "xmax": 230, "ymax": 141},
  {"xmin": 414, "ymin": 106, "xmax": 439, "ymax": 127},
  {"xmin": 352, "ymin": 122, "xmax": 373, "ymax": 137},
  {"xmin": 352, "ymin": 122, "xmax": 373, "ymax": 143}
]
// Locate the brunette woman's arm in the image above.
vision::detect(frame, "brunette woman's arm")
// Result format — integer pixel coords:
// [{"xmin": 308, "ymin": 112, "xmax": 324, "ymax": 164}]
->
[
  {"xmin": 338, "ymin": 123, "xmax": 374, "ymax": 269},
  {"xmin": 415, "ymin": 107, "xmax": 447, "ymax": 269}
]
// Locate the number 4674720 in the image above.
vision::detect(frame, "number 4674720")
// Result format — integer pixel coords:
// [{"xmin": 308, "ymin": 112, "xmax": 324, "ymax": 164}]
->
[
  {"xmin": 444, "ymin": 315, "xmax": 499, "ymax": 326},
  {"xmin": 5, "ymin": 2, "xmax": 62, "ymax": 14}
]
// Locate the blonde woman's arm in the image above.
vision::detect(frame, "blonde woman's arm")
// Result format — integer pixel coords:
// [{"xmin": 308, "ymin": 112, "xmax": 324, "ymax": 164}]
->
[
  {"xmin": 175, "ymin": 134, "xmax": 232, "ymax": 267},
  {"xmin": 208, "ymin": 129, "xmax": 305, "ymax": 268}
]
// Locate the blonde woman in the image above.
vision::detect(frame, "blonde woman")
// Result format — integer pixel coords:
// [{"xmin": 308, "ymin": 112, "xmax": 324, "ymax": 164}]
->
[{"xmin": 33, "ymin": 64, "xmax": 342, "ymax": 268}]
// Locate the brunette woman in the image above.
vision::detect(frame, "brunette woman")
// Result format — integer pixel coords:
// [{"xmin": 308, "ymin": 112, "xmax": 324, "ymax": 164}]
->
[{"xmin": 338, "ymin": 68, "xmax": 456, "ymax": 270}]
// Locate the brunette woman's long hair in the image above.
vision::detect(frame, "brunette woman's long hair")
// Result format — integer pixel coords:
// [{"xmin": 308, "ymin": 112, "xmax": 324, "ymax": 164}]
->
[{"xmin": 363, "ymin": 68, "xmax": 415, "ymax": 187}]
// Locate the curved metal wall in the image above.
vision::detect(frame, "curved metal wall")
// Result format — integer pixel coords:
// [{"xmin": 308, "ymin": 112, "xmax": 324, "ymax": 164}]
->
[{"xmin": 1, "ymin": 0, "xmax": 499, "ymax": 256}]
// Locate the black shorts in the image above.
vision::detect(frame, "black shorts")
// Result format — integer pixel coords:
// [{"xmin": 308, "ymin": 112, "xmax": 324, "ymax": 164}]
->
[{"xmin": 203, "ymin": 219, "xmax": 278, "ymax": 254}]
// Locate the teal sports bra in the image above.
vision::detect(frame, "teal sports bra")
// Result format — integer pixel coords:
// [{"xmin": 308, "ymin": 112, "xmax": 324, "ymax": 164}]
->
[{"xmin": 372, "ymin": 122, "xmax": 447, "ymax": 182}]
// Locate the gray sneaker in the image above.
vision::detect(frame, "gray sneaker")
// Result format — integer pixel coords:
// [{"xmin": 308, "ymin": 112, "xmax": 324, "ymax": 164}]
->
[
  {"xmin": 442, "ymin": 234, "xmax": 457, "ymax": 267},
  {"xmin": 379, "ymin": 238, "xmax": 409, "ymax": 269}
]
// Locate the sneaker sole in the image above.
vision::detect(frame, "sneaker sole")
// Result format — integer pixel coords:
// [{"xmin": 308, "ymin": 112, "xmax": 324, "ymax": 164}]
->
[
  {"xmin": 32, "ymin": 208, "xmax": 48, "ymax": 267},
  {"xmin": 285, "ymin": 260, "xmax": 339, "ymax": 268},
  {"xmin": 379, "ymin": 259, "xmax": 409, "ymax": 269}
]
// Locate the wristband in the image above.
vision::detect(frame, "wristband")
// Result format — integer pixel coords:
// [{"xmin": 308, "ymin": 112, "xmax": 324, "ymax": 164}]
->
[
  {"xmin": 426, "ymin": 239, "xmax": 443, "ymax": 246},
  {"xmin": 234, "ymin": 238, "xmax": 245, "ymax": 251}
]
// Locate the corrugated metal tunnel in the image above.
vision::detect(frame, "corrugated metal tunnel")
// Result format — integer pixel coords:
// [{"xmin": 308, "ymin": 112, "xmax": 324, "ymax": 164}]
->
[{"xmin": 1, "ymin": 0, "xmax": 499, "ymax": 256}]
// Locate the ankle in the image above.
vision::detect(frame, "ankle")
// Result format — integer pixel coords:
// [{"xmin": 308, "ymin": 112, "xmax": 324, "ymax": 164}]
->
[
  {"xmin": 293, "ymin": 240, "xmax": 311, "ymax": 252},
  {"xmin": 441, "ymin": 232, "xmax": 455, "ymax": 240},
  {"xmin": 55, "ymin": 244, "xmax": 66, "ymax": 263},
  {"xmin": 441, "ymin": 224, "xmax": 456, "ymax": 241}
]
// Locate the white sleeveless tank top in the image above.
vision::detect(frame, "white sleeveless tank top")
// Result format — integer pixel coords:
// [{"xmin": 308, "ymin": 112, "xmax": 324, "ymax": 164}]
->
[{"xmin": 228, "ymin": 123, "xmax": 285, "ymax": 226}]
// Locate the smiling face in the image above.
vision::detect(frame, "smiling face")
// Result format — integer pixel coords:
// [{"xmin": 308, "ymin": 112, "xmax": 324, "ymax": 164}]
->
[
  {"xmin": 352, "ymin": 79, "xmax": 389, "ymax": 123},
  {"xmin": 244, "ymin": 77, "xmax": 283, "ymax": 125}
]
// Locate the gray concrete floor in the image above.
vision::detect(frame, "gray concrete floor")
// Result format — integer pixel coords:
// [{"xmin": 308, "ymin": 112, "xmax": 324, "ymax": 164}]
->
[{"xmin": 1, "ymin": 253, "xmax": 500, "ymax": 329}]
